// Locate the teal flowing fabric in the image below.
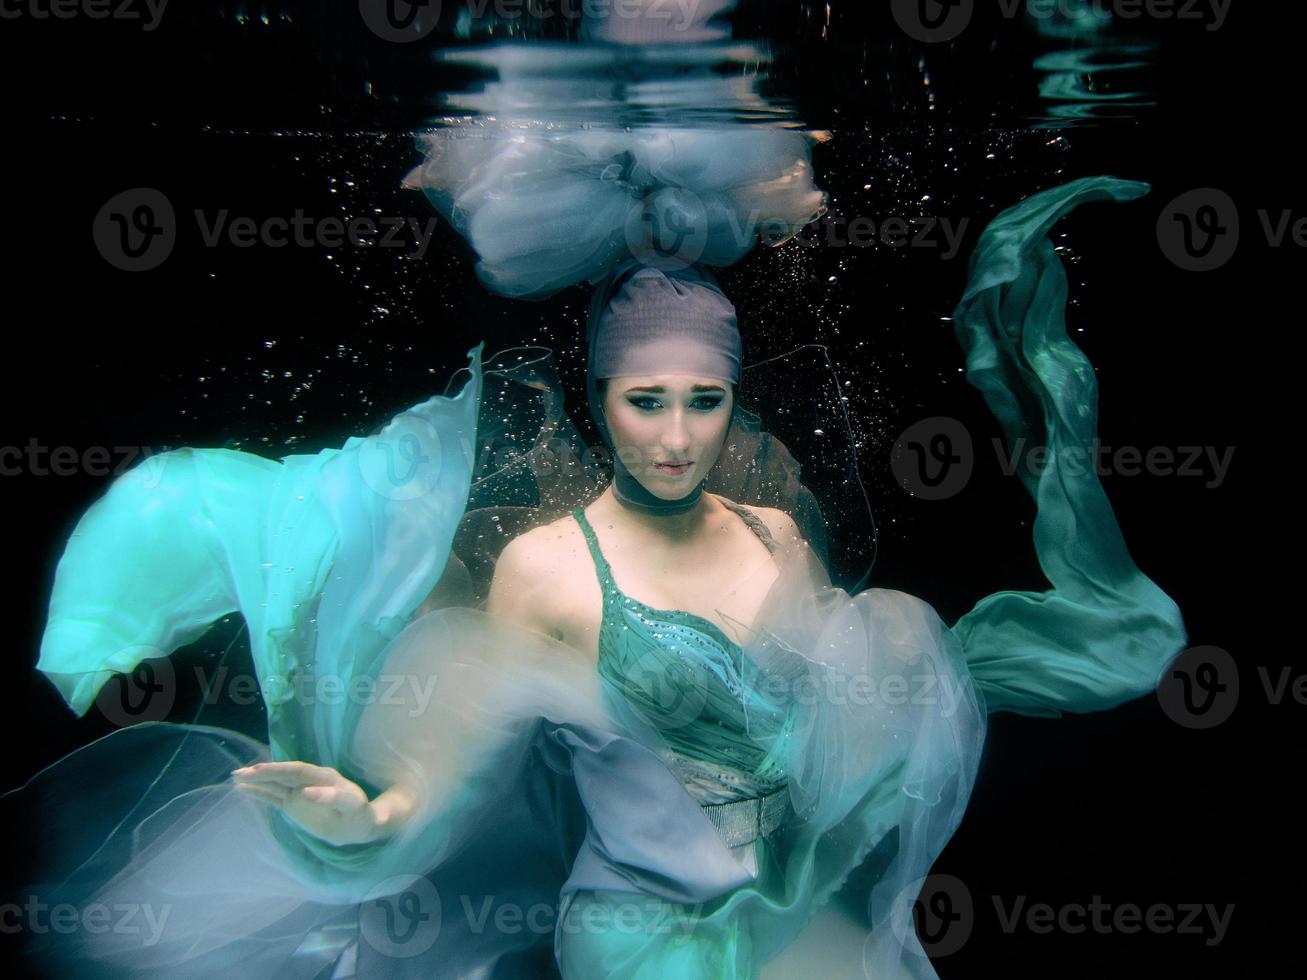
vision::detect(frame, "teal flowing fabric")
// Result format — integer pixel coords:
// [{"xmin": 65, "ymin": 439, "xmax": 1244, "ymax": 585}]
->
[
  {"xmin": 949, "ymin": 175, "xmax": 1187, "ymax": 716},
  {"xmin": 12, "ymin": 176, "xmax": 1186, "ymax": 979},
  {"xmin": 37, "ymin": 349, "xmax": 483, "ymax": 766}
]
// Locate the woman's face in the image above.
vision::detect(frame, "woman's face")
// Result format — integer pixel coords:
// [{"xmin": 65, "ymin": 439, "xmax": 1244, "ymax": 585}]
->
[{"xmin": 602, "ymin": 374, "xmax": 734, "ymax": 499}]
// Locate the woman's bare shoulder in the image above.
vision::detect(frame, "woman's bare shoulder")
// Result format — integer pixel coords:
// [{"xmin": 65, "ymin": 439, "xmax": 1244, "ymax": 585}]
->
[
  {"xmin": 491, "ymin": 517, "xmax": 593, "ymax": 611},
  {"xmin": 487, "ymin": 513, "xmax": 595, "ymax": 633},
  {"xmin": 495, "ymin": 513, "xmax": 590, "ymax": 576}
]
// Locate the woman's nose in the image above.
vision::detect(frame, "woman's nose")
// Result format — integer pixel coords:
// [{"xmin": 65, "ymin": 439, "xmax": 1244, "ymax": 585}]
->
[{"xmin": 660, "ymin": 410, "xmax": 690, "ymax": 454}]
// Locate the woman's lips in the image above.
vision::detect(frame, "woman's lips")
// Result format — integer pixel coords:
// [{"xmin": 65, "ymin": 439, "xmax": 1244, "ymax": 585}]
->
[{"xmin": 654, "ymin": 461, "xmax": 693, "ymax": 476}]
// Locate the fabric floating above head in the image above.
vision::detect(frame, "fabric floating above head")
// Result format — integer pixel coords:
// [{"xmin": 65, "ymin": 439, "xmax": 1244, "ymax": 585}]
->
[{"xmin": 402, "ymin": 124, "xmax": 829, "ymax": 300}]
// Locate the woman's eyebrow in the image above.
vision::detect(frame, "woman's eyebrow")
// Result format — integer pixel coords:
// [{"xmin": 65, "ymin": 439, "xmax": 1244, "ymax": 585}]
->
[{"xmin": 623, "ymin": 384, "xmax": 724, "ymax": 394}]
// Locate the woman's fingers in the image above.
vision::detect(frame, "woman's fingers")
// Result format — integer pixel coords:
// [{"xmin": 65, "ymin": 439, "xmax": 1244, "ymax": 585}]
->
[
  {"xmin": 236, "ymin": 776, "xmax": 354, "ymax": 812},
  {"xmin": 232, "ymin": 770, "xmax": 301, "ymax": 793},
  {"xmin": 301, "ymin": 785, "xmax": 335, "ymax": 805},
  {"xmin": 231, "ymin": 761, "xmax": 338, "ymax": 786},
  {"xmin": 233, "ymin": 766, "xmax": 377, "ymax": 845},
  {"xmin": 233, "ymin": 781, "xmax": 289, "ymax": 806},
  {"xmin": 231, "ymin": 763, "xmax": 370, "ymax": 845}
]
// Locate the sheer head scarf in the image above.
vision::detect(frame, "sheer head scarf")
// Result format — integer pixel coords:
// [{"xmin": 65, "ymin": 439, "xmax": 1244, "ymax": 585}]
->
[{"xmin": 585, "ymin": 257, "xmax": 742, "ymax": 513}]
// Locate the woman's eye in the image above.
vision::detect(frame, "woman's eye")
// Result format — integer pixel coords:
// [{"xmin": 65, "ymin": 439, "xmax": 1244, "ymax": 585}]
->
[
  {"xmin": 690, "ymin": 397, "xmax": 724, "ymax": 411},
  {"xmin": 627, "ymin": 397, "xmax": 662, "ymax": 411}
]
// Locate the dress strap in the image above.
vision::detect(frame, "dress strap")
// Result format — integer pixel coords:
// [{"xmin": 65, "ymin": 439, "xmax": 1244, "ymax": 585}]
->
[
  {"xmin": 717, "ymin": 498, "xmax": 778, "ymax": 555},
  {"xmin": 575, "ymin": 501, "xmax": 777, "ymax": 574},
  {"xmin": 571, "ymin": 508, "xmax": 615, "ymax": 594}
]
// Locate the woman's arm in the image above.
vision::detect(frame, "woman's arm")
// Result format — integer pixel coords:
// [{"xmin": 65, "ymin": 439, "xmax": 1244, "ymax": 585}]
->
[
  {"xmin": 232, "ymin": 527, "xmax": 572, "ymax": 847},
  {"xmin": 415, "ymin": 552, "xmax": 476, "ymax": 618},
  {"xmin": 485, "ymin": 527, "xmax": 568, "ymax": 638}
]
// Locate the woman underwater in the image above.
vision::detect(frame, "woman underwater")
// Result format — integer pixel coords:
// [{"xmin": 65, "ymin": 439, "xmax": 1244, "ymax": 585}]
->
[{"xmin": 11, "ymin": 166, "xmax": 1187, "ymax": 979}]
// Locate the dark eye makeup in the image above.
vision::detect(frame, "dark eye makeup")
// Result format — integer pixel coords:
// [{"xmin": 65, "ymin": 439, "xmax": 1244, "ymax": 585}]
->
[{"xmin": 623, "ymin": 393, "xmax": 725, "ymax": 412}]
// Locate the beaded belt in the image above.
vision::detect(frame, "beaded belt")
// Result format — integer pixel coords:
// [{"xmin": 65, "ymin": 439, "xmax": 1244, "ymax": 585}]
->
[{"xmin": 701, "ymin": 785, "xmax": 790, "ymax": 848}]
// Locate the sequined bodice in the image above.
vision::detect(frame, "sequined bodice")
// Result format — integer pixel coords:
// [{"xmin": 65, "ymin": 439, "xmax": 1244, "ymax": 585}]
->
[{"xmin": 572, "ymin": 504, "xmax": 792, "ymax": 803}]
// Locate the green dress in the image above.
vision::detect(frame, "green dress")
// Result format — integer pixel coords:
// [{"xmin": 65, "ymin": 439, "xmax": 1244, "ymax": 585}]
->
[{"xmin": 560, "ymin": 504, "xmax": 793, "ymax": 976}]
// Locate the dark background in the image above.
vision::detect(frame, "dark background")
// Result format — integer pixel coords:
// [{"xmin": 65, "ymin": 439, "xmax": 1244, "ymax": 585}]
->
[{"xmin": 0, "ymin": 2, "xmax": 1296, "ymax": 976}]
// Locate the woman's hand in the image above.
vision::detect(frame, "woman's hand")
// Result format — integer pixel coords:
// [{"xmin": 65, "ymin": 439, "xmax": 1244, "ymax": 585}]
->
[{"xmin": 231, "ymin": 761, "xmax": 383, "ymax": 846}]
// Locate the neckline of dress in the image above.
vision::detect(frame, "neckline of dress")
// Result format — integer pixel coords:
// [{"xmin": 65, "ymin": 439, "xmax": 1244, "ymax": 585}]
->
[{"xmin": 572, "ymin": 501, "xmax": 773, "ymax": 653}]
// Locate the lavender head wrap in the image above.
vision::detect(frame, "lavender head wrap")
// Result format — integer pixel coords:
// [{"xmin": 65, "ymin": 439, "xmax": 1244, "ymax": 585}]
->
[
  {"xmin": 588, "ymin": 261, "xmax": 741, "ymax": 384},
  {"xmin": 585, "ymin": 257, "xmax": 743, "ymax": 513}
]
